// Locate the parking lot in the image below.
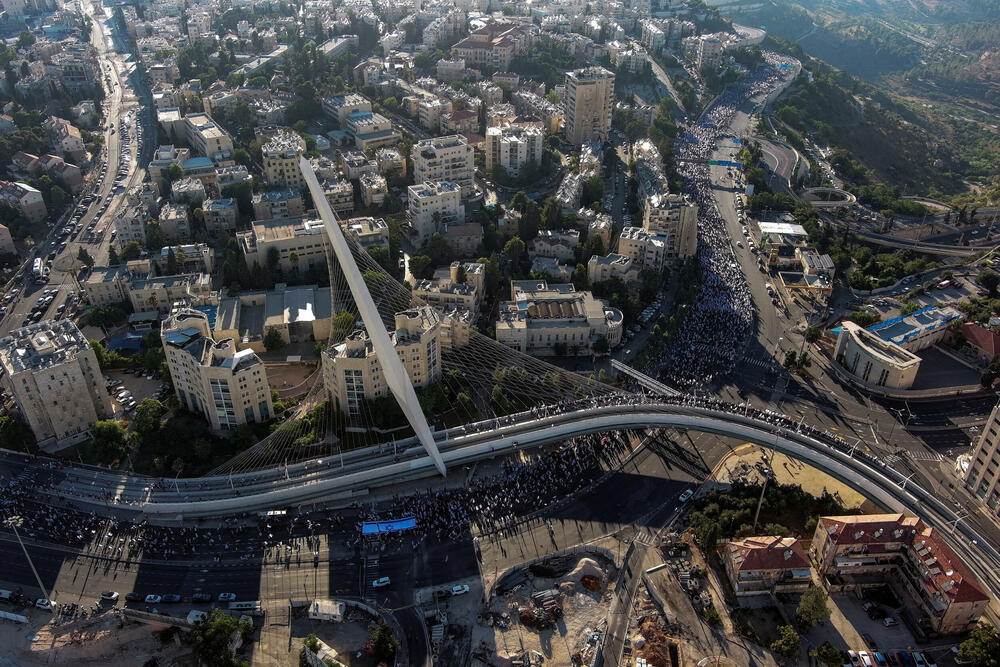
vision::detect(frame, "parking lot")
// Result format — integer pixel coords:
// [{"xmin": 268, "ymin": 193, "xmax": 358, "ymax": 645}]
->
[{"xmin": 105, "ymin": 370, "xmax": 168, "ymax": 417}]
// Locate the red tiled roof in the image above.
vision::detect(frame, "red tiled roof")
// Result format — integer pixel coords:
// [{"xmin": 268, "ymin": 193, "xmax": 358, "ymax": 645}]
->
[
  {"xmin": 821, "ymin": 514, "xmax": 989, "ymax": 604},
  {"xmin": 727, "ymin": 536, "xmax": 809, "ymax": 572},
  {"xmin": 963, "ymin": 323, "xmax": 1000, "ymax": 359}
]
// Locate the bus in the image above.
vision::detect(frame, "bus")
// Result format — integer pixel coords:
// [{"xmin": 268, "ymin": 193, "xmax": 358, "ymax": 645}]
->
[
  {"xmin": 228, "ymin": 601, "xmax": 263, "ymax": 616},
  {"xmin": 32, "ymin": 258, "xmax": 43, "ymax": 282}
]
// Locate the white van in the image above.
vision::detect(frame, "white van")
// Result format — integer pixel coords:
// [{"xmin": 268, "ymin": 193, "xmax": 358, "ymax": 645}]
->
[{"xmin": 228, "ymin": 601, "xmax": 263, "ymax": 616}]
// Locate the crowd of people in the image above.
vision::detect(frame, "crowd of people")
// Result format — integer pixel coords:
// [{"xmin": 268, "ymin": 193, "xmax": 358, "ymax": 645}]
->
[{"xmin": 657, "ymin": 53, "xmax": 795, "ymax": 389}]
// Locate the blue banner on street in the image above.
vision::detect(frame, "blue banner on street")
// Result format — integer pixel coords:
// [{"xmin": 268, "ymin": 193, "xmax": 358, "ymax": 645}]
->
[{"xmin": 361, "ymin": 517, "xmax": 417, "ymax": 535}]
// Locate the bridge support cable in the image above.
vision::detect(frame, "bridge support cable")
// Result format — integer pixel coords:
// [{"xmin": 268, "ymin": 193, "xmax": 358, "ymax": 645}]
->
[{"xmin": 301, "ymin": 156, "xmax": 447, "ymax": 476}]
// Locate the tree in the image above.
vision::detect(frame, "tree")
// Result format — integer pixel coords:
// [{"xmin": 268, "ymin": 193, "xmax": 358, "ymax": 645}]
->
[
  {"xmin": 503, "ymin": 236, "xmax": 526, "ymax": 264},
  {"xmin": 189, "ymin": 609, "xmax": 249, "ymax": 667},
  {"xmin": 77, "ymin": 246, "xmax": 94, "ymax": 267},
  {"xmin": 770, "ymin": 624, "xmax": 801, "ymax": 660},
  {"xmin": 408, "ymin": 254, "xmax": 435, "ymax": 280},
  {"xmin": 50, "ymin": 185, "xmax": 67, "ymax": 212},
  {"xmin": 811, "ymin": 641, "xmax": 842, "ymax": 667},
  {"xmin": 16, "ymin": 30, "xmax": 35, "ymax": 49},
  {"xmin": 263, "ymin": 326, "xmax": 285, "ymax": 351},
  {"xmin": 796, "ymin": 584, "xmax": 830, "ymax": 628},
  {"xmin": 89, "ymin": 420, "xmax": 127, "ymax": 462},
  {"xmin": 165, "ymin": 247, "xmax": 179, "ymax": 275},
  {"xmin": 108, "ymin": 246, "xmax": 120, "ymax": 265},
  {"xmin": 454, "ymin": 264, "xmax": 466, "ymax": 284},
  {"xmin": 165, "ymin": 163, "xmax": 184, "ymax": 183},
  {"xmin": 0, "ymin": 415, "xmax": 37, "ymax": 454},
  {"xmin": 695, "ymin": 519, "xmax": 720, "ymax": 555},
  {"xmin": 957, "ymin": 624, "xmax": 1000, "ymax": 667},
  {"xmin": 978, "ymin": 270, "xmax": 1000, "ymax": 298},
  {"xmin": 805, "ymin": 326, "xmax": 822, "ymax": 344},
  {"xmin": 122, "ymin": 241, "xmax": 142, "ymax": 261},
  {"xmin": 133, "ymin": 398, "xmax": 165, "ymax": 436},
  {"xmin": 592, "ymin": 335, "xmax": 609, "ymax": 355},
  {"xmin": 369, "ymin": 624, "xmax": 399, "ymax": 662}
]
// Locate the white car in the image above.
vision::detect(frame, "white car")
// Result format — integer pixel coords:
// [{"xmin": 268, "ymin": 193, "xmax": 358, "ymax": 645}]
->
[
  {"xmin": 145, "ymin": 594, "xmax": 162, "ymax": 604},
  {"xmin": 450, "ymin": 585, "xmax": 470, "ymax": 596},
  {"xmin": 679, "ymin": 488, "xmax": 694, "ymax": 502},
  {"xmin": 217, "ymin": 593, "xmax": 237, "ymax": 602},
  {"xmin": 100, "ymin": 591, "xmax": 119, "ymax": 602},
  {"xmin": 35, "ymin": 598, "xmax": 55, "ymax": 611},
  {"xmin": 372, "ymin": 577, "xmax": 391, "ymax": 588}
]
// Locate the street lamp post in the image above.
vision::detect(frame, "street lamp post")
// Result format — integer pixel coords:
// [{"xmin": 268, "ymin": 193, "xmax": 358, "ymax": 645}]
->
[{"xmin": 4, "ymin": 515, "xmax": 50, "ymax": 603}]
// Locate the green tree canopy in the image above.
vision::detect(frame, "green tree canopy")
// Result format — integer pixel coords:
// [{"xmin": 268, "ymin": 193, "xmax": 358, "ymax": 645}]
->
[
  {"xmin": 957, "ymin": 624, "xmax": 1000, "ymax": 667},
  {"xmin": 263, "ymin": 326, "xmax": 286, "ymax": 351},
  {"xmin": 770, "ymin": 624, "xmax": 801, "ymax": 660},
  {"xmin": 796, "ymin": 584, "xmax": 830, "ymax": 628},
  {"xmin": 189, "ymin": 609, "xmax": 249, "ymax": 667}
]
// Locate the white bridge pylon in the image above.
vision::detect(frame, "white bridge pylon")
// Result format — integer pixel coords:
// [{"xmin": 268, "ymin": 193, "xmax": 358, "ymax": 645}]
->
[{"xmin": 299, "ymin": 156, "xmax": 447, "ymax": 476}]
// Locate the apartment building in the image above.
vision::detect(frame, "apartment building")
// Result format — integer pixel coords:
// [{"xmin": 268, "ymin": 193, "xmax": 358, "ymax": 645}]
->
[
  {"xmin": 160, "ymin": 243, "xmax": 214, "ymax": 273},
  {"xmin": 344, "ymin": 217, "xmax": 390, "ymax": 249},
  {"xmin": 417, "ymin": 98, "xmax": 453, "ymax": 132},
  {"xmin": 322, "ymin": 306, "xmax": 442, "ymax": 417},
  {"xmin": 238, "ymin": 216, "xmax": 329, "ymax": 274},
  {"xmin": 345, "ymin": 111, "xmax": 401, "ymax": 151},
  {"xmin": 495, "ymin": 280, "xmax": 623, "ymax": 356},
  {"xmin": 262, "ymin": 131, "xmax": 306, "ymax": 189},
  {"xmin": 964, "ymin": 400, "xmax": 1000, "ymax": 515},
  {"xmin": 253, "ymin": 188, "xmax": 305, "ymax": 221},
  {"xmin": 0, "ymin": 181, "xmax": 46, "ymax": 222},
  {"xmin": 322, "ymin": 93, "xmax": 372, "ymax": 126},
  {"xmin": 0, "ymin": 320, "xmax": 112, "ymax": 448},
  {"xmin": 162, "ymin": 308, "xmax": 273, "ymax": 430},
  {"xmin": 564, "ymin": 67, "xmax": 614, "ymax": 145},
  {"xmin": 84, "ymin": 266, "xmax": 131, "ymax": 306},
  {"xmin": 617, "ymin": 226, "xmax": 670, "ymax": 273},
  {"xmin": 170, "ymin": 177, "xmax": 206, "ymax": 205},
  {"xmin": 723, "ymin": 536, "xmax": 812, "ymax": 596},
  {"xmin": 588, "ymin": 253, "xmax": 640, "ymax": 286},
  {"xmin": 321, "ymin": 180, "xmax": 355, "ymax": 215},
  {"xmin": 359, "ymin": 173, "xmax": 387, "ymax": 207},
  {"xmin": 202, "ymin": 197, "xmax": 238, "ymax": 233},
  {"xmin": 413, "ymin": 262, "xmax": 480, "ymax": 315},
  {"xmin": 412, "ymin": 135, "xmax": 475, "ymax": 198},
  {"xmin": 183, "ymin": 113, "xmax": 234, "ymax": 159},
  {"xmin": 148, "ymin": 145, "xmax": 191, "ymax": 185},
  {"xmin": 407, "ymin": 181, "xmax": 464, "ymax": 245},
  {"xmin": 215, "ymin": 284, "xmax": 333, "ymax": 351},
  {"xmin": 451, "ymin": 23, "xmax": 532, "ymax": 70},
  {"xmin": 128, "ymin": 273, "xmax": 212, "ymax": 313},
  {"xmin": 812, "ymin": 514, "xmax": 989, "ymax": 635},
  {"xmin": 530, "ymin": 229, "xmax": 581, "ymax": 263},
  {"xmin": 485, "ymin": 125, "xmax": 544, "ymax": 178},
  {"xmin": 375, "ymin": 147, "xmax": 406, "ymax": 176}
]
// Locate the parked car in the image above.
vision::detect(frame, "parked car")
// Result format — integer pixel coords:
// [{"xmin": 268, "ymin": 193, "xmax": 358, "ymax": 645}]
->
[
  {"xmin": 678, "ymin": 488, "xmax": 694, "ymax": 502},
  {"xmin": 160, "ymin": 594, "xmax": 181, "ymax": 603},
  {"xmin": 450, "ymin": 585, "xmax": 470, "ymax": 596},
  {"xmin": 125, "ymin": 592, "xmax": 144, "ymax": 602},
  {"xmin": 100, "ymin": 591, "xmax": 119, "ymax": 602},
  {"xmin": 144, "ymin": 594, "xmax": 161, "ymax": 604},
  {"xmin": 372, "ymin": 577, "xmax": 391, "ymax": 588},
  {"xmin": 191, "ymin": 593, "xmax": 212, "ymax": 602},
  {"xmin": 217, "ymin": 593, "xmax": 237, "ymax": 602}
]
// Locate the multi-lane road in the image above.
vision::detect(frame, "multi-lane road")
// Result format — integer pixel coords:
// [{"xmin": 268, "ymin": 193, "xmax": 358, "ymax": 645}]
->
[{"xmin": 0, "ymin": 0, "xmax": 151, "ymax": 337}]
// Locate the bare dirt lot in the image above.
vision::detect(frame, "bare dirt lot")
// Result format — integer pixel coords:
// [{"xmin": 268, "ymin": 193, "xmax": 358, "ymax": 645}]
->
[
  {"xmin": 712, "ymin": 443, "xmax": 871, "ymax": 511},
  {"xmin": 0, "ymin": 614, "xmax": 186, "ymax": 666},
  {"xmin": 474, "ymin": 554, "xmax": 617, "ymax": 666}
]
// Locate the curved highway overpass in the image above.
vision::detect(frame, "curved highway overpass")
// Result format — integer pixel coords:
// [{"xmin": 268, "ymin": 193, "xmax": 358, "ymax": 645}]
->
[
  {"xmin": 16, "ymin": 401, "xmax": 1000, "ymax": 605},
  {"xmin": 802, "ymin": 187, "xmax": 857, "ymax": 209}
]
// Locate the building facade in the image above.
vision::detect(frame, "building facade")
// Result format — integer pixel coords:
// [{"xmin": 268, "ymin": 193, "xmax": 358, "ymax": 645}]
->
[
  {"xmin": 0, "ymin": 320, "xmax": 112, "ymax": 448},
  {"xmin": 485, "ymin": 125, "xmax": 544, "ymax": 178},
  {"xmin": 564, "ymin": 66, "xmax": 614, "ymax": 145},
  {"xmin": 834, "ymin": 321, "xmax": 922, "ymax": 390},
  {"xmin": 162, "ymin": 308, "xmax": 273, "ymax": 430},
  {"xmin": 322, "ymin": 307, "xmax": 442, "ymax": 417},
  {"xmin": 407, "ymin": 181, "xmax": 464, "ymax": 245},
  {"xmin": 411, "ymin": 135, "xmax": 475, "ymax": 198},
  {"xmin": 495, "ymin": 280, "xmax": 623, "ymax": 355}
]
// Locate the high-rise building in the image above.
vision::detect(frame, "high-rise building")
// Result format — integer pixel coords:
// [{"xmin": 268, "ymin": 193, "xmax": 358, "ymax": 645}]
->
[
  {"xmin": 411, "ymin": 135, "xmax": 475, "ymax": 198},
  {"xmin": 564, "ymin": 66, "xmax": 614, "ymax": 145},
  {"xmin": 965, "ymin": 401, "xmax": 1000, "ymax": 513},
  {"xmin": 0, "ymin": 320, "xmax": 112, "ymax": 448},
  {"xmin": 161, "ymin": 308, "xmax": 273, "ymax": 431},
  {"xmin": 407, "ymin": 181, "xmax": 464, "ymax": 245},
  {"xmin": 262, "ymin": 131, "xmax": 307, "ymax": 190},
  {"xmin": 485, "ymin": 125, "xmax": 544, "ymax": 178},
  {"xmin": 322, "ymin": 307, "xmax": 443, "ymax": 417}
]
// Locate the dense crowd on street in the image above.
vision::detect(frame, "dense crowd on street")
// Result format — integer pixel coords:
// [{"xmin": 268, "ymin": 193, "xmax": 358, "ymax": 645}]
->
[{"xmin": 657, "ymin": 53, "xmax": 794, "ymax": 389}]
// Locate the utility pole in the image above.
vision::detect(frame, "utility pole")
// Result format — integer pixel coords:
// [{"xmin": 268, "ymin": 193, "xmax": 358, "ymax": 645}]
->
[{"xmin": 4, "ymin": 515, "xmax": 51, "ymax": 603}]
